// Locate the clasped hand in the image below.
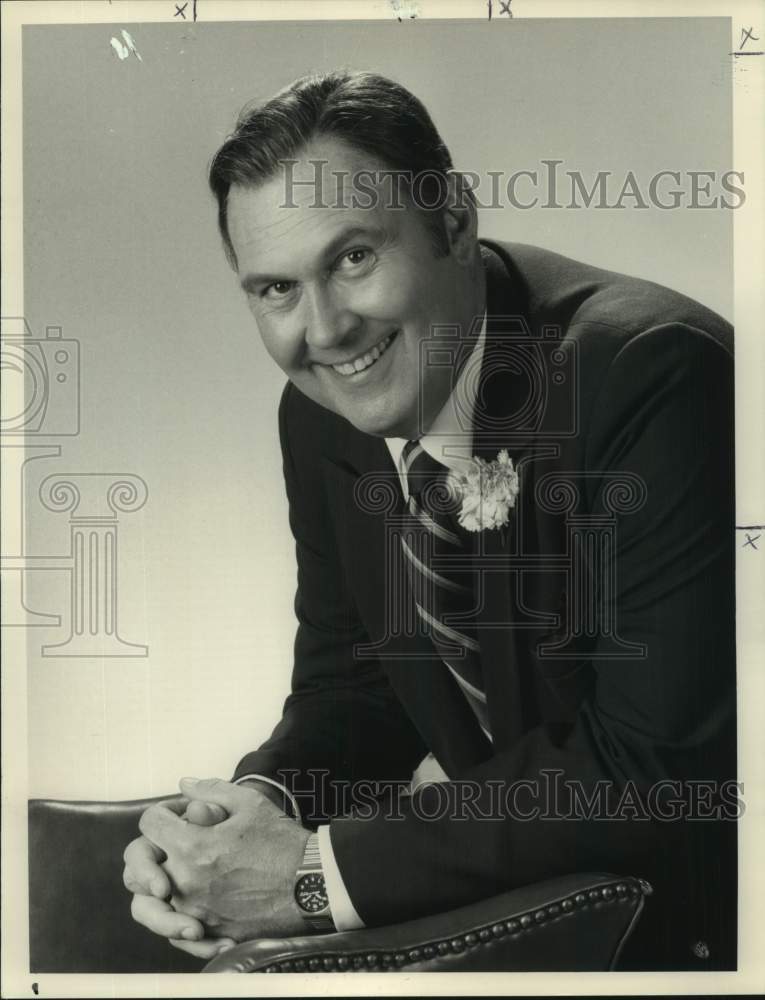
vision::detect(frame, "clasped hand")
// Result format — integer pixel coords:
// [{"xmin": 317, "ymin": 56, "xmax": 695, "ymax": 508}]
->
[{"xmin": 122, "ymin": 777, "xmax": 310, "ymax": 960}]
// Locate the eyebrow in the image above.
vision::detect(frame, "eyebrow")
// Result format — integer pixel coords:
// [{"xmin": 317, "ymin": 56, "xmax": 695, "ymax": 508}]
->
[{"xmin": 238, "ymin": 224, "xmax": 386, "ymax": 294}]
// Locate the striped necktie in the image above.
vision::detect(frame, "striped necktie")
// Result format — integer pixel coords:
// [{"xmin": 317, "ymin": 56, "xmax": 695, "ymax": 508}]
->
[{"xmin": 400, "ymin": 440, "xmax": 492, "ymax": 742}]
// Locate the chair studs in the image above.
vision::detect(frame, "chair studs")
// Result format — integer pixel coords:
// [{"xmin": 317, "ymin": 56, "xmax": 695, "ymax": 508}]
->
[
  {"xmin": 422, "ymin": 945, "xmax": 436, "ymax": 958},
  {"xmin": 308, "ymin": 958, "xmax": 320, "ymax": 971},
  {"xmin": 479, "ymin": 928, "xmax": 492, "ymax": 941},
  {"xmin": 279, "ymin": 961, "xmax": 293, "ymax": 972},
  {"xmin": 336, "ymin": 956, "xmax": 348, "ymax": 970},
  {"xmin": 465, "ymin": 932, "xmax": 478, "ymax": 947},
  {"xmin": 408, "ymin": 948, "xmax": 422, "ymax": 961},
  {"xmin": 520, "ymin": 914, "xmax": 533, "ymax": 929},
  {"xmin": 437, "ymin": 940, "xmax": 451, "ymax": 954},
  {"xmin": 506, "ymin": 919, "xmax": 520, "ymax": 934},
  {"xmin": 394, "ymin": 952, "xmax": 407, "ymax": 965},
  {"xmin": 574, "ymin": 893, "xmax": 587, "ymax": 906},
  {"xmin": 601, "ymin": 886, "xmax": 614, "ymax": 900},
  {"xmin": 450, "ymin": 937, "xmax": 465, "ymax": 952},
  {"xmin": 547, "ymin": 904, "xmax": 560, "ymax": 918},
  {"xmin": 491, "ymin": 922, "xmax": 506, "ymax": 938},
  {"xmin": 588, "ymin": 890, "xmax": 600, "ymax": 902},
  {"xmin": 264, "ymin": 965, "xmax": 278, "ymax": 973},
  {"xmin": 534, "ymin": 909, "xmax": 546, "ymax": 923},
  {"xmin": 322, "ymin": 957, "xmax": 335, "ymax": 971},
  {"xmin": 692, "ymin": 940, "xmax": 710, "ymax": 960},
  {"xmin": 616, "ymin": 883, "xmax": 627, "ymax": 895},
  {"xmin": 561, "ymin": 899, "xmax": 573, "ymax": 912},
  {"xmin": 366, "ymin": 953, "xmax": 379, "ymax": 967},
  {"xmin": 292, "ymin": 959, "xmax": 306, "ymax": 972}
]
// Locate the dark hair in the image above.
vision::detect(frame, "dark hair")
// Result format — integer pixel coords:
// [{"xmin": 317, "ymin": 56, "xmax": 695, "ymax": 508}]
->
[{"xmin": 208, "ymin": 70, "xmax": 472, "ymax": 267}]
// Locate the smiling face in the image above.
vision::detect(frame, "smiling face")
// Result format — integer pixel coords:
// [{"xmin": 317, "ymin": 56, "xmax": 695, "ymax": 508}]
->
[{"xmin": 226, "ymin": 136, "xmax": 483, "ymax": 439}]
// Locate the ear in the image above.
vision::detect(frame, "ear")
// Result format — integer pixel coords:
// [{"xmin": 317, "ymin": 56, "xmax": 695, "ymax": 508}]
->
[{"xmin": 441, "ymin": 172, "xmax": 479, "ymax": 264}]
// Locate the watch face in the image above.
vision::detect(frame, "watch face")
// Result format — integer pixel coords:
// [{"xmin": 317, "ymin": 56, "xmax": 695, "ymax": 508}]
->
[{"xmin": 295, "ymin": 872, "xmax": 329, "ymax": 913}]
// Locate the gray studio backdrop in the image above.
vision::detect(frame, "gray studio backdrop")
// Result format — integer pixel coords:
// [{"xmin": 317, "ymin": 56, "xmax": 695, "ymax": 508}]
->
[{"xmin": 21, "ymin": 18, "xmax": 732, "ymax": 799}]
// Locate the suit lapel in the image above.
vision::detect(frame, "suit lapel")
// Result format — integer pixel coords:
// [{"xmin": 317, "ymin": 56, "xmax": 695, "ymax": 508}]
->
[
  {"xmin": 469, "ymin": 245, "xmax": 552, "ymax": 749},
  {"xmin": 320, "ymin": 441, "xmax": 493, "ymax": 777}
]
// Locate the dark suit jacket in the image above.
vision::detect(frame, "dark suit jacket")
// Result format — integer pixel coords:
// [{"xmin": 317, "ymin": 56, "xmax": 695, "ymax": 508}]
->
[{"xmin": 234, "ymin": 241, "xmax": 737, "ymax": 970}]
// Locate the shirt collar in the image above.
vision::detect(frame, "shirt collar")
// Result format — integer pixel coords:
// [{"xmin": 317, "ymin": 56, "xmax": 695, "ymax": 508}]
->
[{"xmin": 386, "ymin": 313, "xmax": 487, "ymax": 496}]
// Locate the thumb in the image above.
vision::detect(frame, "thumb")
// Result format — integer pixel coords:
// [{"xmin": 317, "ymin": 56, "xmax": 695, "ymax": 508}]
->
[
  {"xmin": 179, "ymin": 776, "xmax": 249, "ymax": 812},
  {"xmin": 184, "ymin": 799, "xmax": 228, "ymax": 826}
]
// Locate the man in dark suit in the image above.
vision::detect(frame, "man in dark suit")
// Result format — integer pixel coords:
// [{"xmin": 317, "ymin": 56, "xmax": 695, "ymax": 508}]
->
[{"xmin": 123, "ymin": 71, "xmax": 737, "ymax": 970}]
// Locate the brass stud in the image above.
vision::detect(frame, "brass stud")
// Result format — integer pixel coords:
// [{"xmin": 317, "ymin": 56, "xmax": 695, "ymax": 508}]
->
[
  {"xmin": 280, "ymin": 961, "xmax": 293, "ymax": 972},
  {"xmin": 366, "ymin": 953, "xmax": 378, "ymax": 967},
  {"xmin": 308, "ymin": 958, "xmax": 320, "ymax": 972},
  {"xmin": 322, "ymin": 957, "xmax": 335, "ymax": 971},
  {"xmin": 520, "ymin": 914, "xmax": 532, "ymax": 928},
  {"xmin": 408, "ymin": 948, "xmax": 422, "ymax": 961},
  {"xmin": 394, "ymin": 952, "xmax": 407, "ymax": 965},
  {"xmin": 437, "ymin": 941, "xmax": 451, "ymax": 954},
  {"xmin": 336, "ymin": 956, "xmax": 348, "ymax": 970},
  {"xmin": 547, "ymin": 904, "xmax": 560, "ymax": 918},
  {"xmin": 479, "ymin": 928, "xmax": 491, "ymax": 941},
  {"xmin": 574, "ymin": 893, "xmax": 587, "ymax": 906},
  {"xmin": 491, "ymin": 923, "xmax": 506, "ymax": 938},
  {"xmin": 692, "ymin": 940, "xmax": 710, "ymax": 960},
  {"xmin": 293, "ymin": 959, "xmax": 306, "ymax": 972},
  {"xmin": 588, "ymin": 890, "xmax": 600, "ymax": 902},
  {"xmin": 602, "ymin": 887, "xmax": 614, "ymax": 900},
  {"xmin": 465, "ymin": 933, "xmax": 478, "ymax": 946},
  {"xmin": 506, "ymin": 920, "xmax": 520, "ymax": 934},
  {"xmin": 534, "ymin": 909, "xmax": 546, "ymax": 923},
  {"xmin": 423, "ymin": 945, "xmax": 436, "ymax": 958},
  {"xmin": 451, "ymin": 937, "xmax": 465, "ymax": 952}
]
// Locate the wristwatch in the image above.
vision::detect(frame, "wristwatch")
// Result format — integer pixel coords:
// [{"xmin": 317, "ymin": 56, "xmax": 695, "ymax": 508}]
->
[{"xmin": 294, "ymin": 833, "xmax": 334, "ymax": 931}]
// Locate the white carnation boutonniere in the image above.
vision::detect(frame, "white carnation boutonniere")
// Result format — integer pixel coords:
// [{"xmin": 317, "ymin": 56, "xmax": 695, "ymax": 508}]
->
[{"xmin": 447, "ymin": 449, "xmax": 520, "ymax": 533}]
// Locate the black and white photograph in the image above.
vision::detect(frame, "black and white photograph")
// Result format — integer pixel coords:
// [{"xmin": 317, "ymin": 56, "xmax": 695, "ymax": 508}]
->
[{"xmin": 2, "ymin": 1, "xmax": 763, "ymax": 996}]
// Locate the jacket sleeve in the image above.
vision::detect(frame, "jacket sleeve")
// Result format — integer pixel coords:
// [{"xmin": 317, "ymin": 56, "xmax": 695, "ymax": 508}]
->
[
  {"xmin": 232, "ymin": 384, "xmax": 427, "ymax": 822},
  {"xmin": 327, "ymin": 324, "xmax": 737, "ymax": 933}
]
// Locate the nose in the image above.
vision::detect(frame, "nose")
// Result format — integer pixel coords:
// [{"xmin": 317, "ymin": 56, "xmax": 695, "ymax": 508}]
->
[{"xmin": 303, "ymin": 284, "xmax": 362, "ymax": 351}]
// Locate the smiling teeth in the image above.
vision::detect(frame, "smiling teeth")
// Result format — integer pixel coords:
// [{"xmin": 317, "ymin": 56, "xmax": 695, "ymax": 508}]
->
[{"xmin": 332, "ymin": 334, "xmax": 393, "ymax": 376}]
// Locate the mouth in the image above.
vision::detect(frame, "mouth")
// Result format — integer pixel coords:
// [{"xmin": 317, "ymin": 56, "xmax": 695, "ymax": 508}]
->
[{"xmin": 329, "ymin": 331, "xmax": 398, "ymax": 377}]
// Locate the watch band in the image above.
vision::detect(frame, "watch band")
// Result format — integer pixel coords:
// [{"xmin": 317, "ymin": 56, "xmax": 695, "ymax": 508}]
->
[{"xmin": 294, "ymin": 833, "xmax": 334, "ymax": 932}]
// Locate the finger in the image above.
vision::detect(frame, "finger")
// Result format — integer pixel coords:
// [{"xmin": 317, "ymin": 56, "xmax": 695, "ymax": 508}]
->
[
  {"xmin": 139, "ymin": 801, "xmax": 190, "ymax": 851},
  {"xmin": 169, "ymin": 936, "xmax": 237, "ymax": 960},
  {"xmin": 131, "ymin": 893, "xmax": 205, "ymax": 941},
  {"xmin": 123, "ymin": 836, "xmax": 170, "ymax": 898},
  {"xmin": 179, "ymin": 776, "xmax": 257, "ymax": 814},
  {"xmin": 184, "ymin": 800, "xmax": 228, "ymax": 827}
]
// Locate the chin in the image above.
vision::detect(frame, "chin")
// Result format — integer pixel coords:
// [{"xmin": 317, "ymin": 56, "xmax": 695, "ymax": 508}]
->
[{"xmin": 344, "ymin": 406, "xmax": 411, "ymax": 440}]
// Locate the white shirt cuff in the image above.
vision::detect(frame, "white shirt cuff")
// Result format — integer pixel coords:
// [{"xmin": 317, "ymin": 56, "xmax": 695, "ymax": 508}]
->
[
  {"xmin": 233, "ymin": 773, "xmax": 301, "ymax": 821},
  {"xmin": 317, "ymin": 823, "xmax": 365, "ymax": 932}
]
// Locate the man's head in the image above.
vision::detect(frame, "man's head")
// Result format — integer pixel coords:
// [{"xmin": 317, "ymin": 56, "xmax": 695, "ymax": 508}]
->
[{"xmin": 209, "ymin": 71, "xmax": 484, "ymax": 439}]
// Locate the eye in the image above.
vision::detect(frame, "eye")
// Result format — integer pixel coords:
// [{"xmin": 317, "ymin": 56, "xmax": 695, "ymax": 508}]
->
[
  {"xmin": 336, "ymin": 248, "xmax": 373, "ymax": 272},
  {"xmin": 261, "ymin": 281, "xmax": 295, "ymax": 301}
]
